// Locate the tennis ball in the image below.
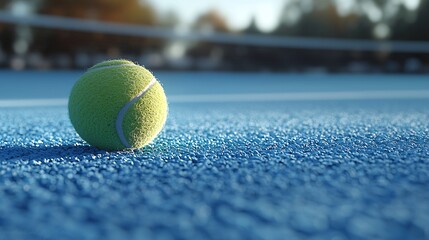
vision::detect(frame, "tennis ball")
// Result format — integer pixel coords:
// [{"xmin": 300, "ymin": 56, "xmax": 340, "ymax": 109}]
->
[{"xmin": 68, "ymin": 59, "xmax": 168, "ymax": 151}]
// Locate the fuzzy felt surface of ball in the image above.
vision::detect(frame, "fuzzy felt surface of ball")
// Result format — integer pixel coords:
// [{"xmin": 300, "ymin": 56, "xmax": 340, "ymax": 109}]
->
[{"xmin": 68, "ymin": 59, "xmax": 168, "ymax": 150}]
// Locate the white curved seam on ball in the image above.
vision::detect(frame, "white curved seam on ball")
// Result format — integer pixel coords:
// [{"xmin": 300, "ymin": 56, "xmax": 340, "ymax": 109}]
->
[
  {"xmin": 87, "ymin": 63, "xmax": 137, "ymax": 73},
  {"xmin": 115, "ymin": 77, "xmax": 157, "ymax": 148}
]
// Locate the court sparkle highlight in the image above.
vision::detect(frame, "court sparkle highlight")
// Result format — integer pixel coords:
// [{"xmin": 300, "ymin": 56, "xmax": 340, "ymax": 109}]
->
[{"xmin": 68, "ymin": 59, "xmax": 168, "ymax": 151}]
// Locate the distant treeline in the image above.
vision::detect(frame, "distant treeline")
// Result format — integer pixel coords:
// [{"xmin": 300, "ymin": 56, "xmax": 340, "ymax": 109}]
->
[{"xmin": 0, "ymin": 0, "xmax": 428, "ymax": 72}]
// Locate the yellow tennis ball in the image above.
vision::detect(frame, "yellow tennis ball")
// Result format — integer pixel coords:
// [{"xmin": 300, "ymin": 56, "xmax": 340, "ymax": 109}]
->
[{"xmin": 68, "ymin": 59, "xmax": 168, "ymax": 150}]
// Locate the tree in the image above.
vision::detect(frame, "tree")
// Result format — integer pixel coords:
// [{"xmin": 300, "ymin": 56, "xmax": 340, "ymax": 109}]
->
[
  {"xmin": 31, "ymin": 0, "xmax": 160, "ymax": 65},
  {"xmin": 243, "ymin": 17, "xmax": 262, "ymax": 35},
  {"xmin": 193, "ymin": 9, "xmax": 230, "ymax": 33},
  {"xmin": 407, "ymin": 0, "xmax": 429, "ymax": 41},
  {"xmin": 38, "ymin": 0, "xmax": 156, "ymax": 25}
]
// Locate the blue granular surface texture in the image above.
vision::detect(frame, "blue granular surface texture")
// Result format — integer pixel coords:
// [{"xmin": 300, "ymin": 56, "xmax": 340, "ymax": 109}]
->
[{"xmin": 1, "ymin": 101, "xmax": 429, "ymax": 240}]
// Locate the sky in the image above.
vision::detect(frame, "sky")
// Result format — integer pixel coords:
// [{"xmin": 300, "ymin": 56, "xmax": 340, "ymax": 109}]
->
[
  {"xmin": 148, "ymin": 0, "xmax": 421, "ymax": 32},
  {"xmin": 148, "ymin": 0, "xmax": 286, "ymax": 32}
]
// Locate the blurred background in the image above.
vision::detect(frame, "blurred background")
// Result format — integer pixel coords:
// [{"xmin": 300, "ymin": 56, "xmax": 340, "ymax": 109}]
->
[{"xmin": 0, "ymin": 0, "xmax": 428, "ymax": 72}]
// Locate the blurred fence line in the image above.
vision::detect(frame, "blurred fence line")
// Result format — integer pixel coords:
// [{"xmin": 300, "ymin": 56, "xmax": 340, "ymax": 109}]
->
[
  {"xmin": 1, "ymin": 10, "xmax": 429, "ymax": 72},
  {"xmin": 2, "ymin": 11, "xmax": 429, "ymax": 53}
]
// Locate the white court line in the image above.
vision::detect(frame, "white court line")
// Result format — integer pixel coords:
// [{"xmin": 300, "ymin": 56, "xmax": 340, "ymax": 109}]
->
[
  {"xmin": 0, "ymin": 90, "xmax": 428, "ymax": 107},
  {"xmin": 0, "ymin": 99, "xmax": 68, "ymax": 107},
  {"xmin": 169, "ymin": 90, "xmax": 429, "ymax": 103}
]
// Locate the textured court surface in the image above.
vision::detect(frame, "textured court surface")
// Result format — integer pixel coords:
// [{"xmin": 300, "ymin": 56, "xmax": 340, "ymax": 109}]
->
[
  {"xmin": 1, "ymin": 72, "xmax": 429, "ymax": 240},
  {"xmin": 1, "ymin": 100, "xmax": 429, "ymax": 240}
]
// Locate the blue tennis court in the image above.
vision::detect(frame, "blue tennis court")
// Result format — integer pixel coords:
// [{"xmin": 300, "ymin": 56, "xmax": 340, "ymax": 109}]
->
[
  {"xmin": 1, "ymin": 71, "xmax": 428, "ymax": 239},
  {"xmin": 2, "ymin": 1, "xmax": 429, "ymax": 239}
]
